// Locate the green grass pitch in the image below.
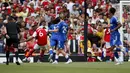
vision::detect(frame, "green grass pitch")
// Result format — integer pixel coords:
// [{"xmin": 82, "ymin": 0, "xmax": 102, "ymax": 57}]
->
[{"xmin": 0, "ymin": 62, "xmax": 130, "ymax": 73}]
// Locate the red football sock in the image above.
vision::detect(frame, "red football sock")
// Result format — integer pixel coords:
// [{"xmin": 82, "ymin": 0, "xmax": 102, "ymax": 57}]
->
[
  {"xmin": 26, "ymin": 49, "xmax": 34, "ymax": 58},
  {"xmin": 39, "ymin": 50, "xmax": 45, "ymax": 60}
]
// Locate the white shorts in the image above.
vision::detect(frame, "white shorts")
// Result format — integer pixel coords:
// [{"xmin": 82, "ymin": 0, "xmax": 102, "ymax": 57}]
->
[
  {"xmin": 105, "ymin": 42, "xmax": 111, "ymax": 48},
  {"xmin": 34, "ymin": 44, "xmax": 47, "ymax": 50}
]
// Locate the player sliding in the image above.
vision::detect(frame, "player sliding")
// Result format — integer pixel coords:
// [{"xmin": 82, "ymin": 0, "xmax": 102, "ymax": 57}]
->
[{"xmin": 21, "ymin": 22, "xmax": 48, "ymax": 62}]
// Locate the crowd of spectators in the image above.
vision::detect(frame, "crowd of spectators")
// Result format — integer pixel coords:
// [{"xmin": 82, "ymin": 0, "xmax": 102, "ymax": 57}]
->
[{"xmin": 0, "ymin": 0, "xmax": 130, "ymax": 62}]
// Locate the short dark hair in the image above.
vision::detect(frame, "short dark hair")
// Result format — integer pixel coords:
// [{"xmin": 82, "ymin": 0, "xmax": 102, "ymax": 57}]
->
[
  {"xmin": 54, "ymin": 17, "xmax": 60, "ymax": 24},
  {"xmin": 109, "ymin": 7, "xmax": 116, "ymax": 15},
  {"xmin": 24, "ymin": 27, "xmax": 29, "ymax": 30},
  {"xmin": 8, "ymin": 16, "xmax": 13, "ymax": 21}
]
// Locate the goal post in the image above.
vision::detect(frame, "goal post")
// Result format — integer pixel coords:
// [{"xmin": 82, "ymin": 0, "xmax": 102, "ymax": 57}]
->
[{"xmin": 120, "ymin": 1, "xmax": 130, "ymax": 44}]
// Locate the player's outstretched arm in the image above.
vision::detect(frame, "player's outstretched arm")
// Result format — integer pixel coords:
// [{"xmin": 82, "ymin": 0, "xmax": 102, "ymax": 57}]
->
[
  {"xmin": 23, "ymin": 31, "xmax": 36, "ymax": 42},
  {"xmin": 48, "ymin": 29, "xmax": 59, "ymax": 32},
  {"xmin": 25, "ymin": 36, "xmax": 34, "ymax": 42}
]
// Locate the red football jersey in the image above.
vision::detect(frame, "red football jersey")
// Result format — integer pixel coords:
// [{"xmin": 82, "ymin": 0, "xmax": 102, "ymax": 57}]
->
[
  {"xmin": 33, "ymin": 27, "xmax": 47, "ymax": 46},
  {"xmin": 104, "ymin": 28, "xmax": 110, "ymax": 42}
]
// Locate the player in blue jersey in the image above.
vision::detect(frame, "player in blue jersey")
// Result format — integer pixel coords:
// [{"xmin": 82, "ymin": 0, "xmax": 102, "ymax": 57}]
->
[
  {"xmin": 48, "ymin": 19, "xmax": 60, "ymax": 62},
  {"xmin": 109, "ymin": 7, "xmax": 124, "ymax": 65},
  {"xmin": 48, "ymin": 23, "xmax": 58, "ymax": 62},
  {"xmin": 49, "ymin": 14, "xmax": 72, "ymax": 64}
]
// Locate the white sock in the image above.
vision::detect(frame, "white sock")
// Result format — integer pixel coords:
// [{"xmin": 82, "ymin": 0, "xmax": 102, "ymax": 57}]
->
[
  {"xmin": 55, "ymin": 55, "xmax": 59, "ymax": 60},
  {"xmin": 119, "ymin": 52, "xmax": 124, "ymax": 62},
  {"xmin": 65, "ymin": 54, "xmax": 69, "ymax": 59},
  {"xmin": 53, "ymin": 50, "xmax": 56, "ymax": 53}
]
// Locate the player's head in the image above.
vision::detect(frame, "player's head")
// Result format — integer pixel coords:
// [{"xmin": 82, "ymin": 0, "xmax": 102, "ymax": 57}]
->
[
  {"xmin": 41, "ymin": 20, "xmax": 46, "ymax": 26},
  {"xmin": 8, "ymin": 16, "xmax": 14, "ymax": 22},
  {"xmin": 109, "ymin": 7, "xmax": 116, "ymax": 15},
  {"xmin": 59, "ymin": 13, "xmax": 66, "ymax": 20},
  {"xmin": 53, "ymin": 17, "xmax": 60, "ymax": 24},
  {"xmin": 32, "ymin": 22, "xmax": 38, "ymax": 30}
]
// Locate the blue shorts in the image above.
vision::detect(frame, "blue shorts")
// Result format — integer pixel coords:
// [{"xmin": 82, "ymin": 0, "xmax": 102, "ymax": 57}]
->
[
  {"xmin": 110, "ymin": 33, "xmax": 122, "ymax": 46},
  {"xmin": 57, "ymin": 40, "xmax": 65, "ymax": 49},
  {"xmin": 57, "ymin": 35, "xmax": 67, "ymax": 49},
  {"xmin": 115, "ymin": 48, "xmax": 121, "ymax": 51},
  {"xmin": 50, "ymin": 35, "xmax": 58, "ymax": 47},
  {"xmin": 50, "ymin": 39, "xmax": 58, "ymax": 47}
]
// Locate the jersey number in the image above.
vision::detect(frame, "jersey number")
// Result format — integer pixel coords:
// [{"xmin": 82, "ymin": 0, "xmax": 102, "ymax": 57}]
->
[
  {"xmin": 39, "ymin": 31, "xmax": 43, "ymax": 37},
  {"xmin": 62, "ymin": 26, "xmax": 67, "ymax": 33}
]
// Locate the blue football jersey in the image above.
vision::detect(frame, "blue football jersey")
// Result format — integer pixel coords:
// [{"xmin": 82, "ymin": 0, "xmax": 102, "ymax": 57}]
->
[
  {"xmin": 49, "ymin": 24, "xmax": 59, "ymax": 40},
  {"xmin": 57, "ymin": 21, "xmax": 68, "ymax": 41},
  {"xmin": 110, "ymin": 16, "xmax": 122, "ymax": 46},
  {"xmin": 110, "ymin": 16, "xmax": 119, "ymax": 34},
  {"xmin": 49, "ymin": 24, "xmax": 59, "ymax": 47}
]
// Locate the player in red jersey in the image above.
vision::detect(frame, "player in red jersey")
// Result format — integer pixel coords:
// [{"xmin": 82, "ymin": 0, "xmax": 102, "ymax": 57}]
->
[
  {"xmin": 20, "ymin": 39, "xmax": 36, "ymax": 62},
  {"xmin": 21, "ymin": 23, "xmax": 48, "ymax": 62},
  {"xmin": 103, "ymin": 24, "xmax": 111, "ymax": 49},
  {"xmin": 102, "ymin": 23, "xmax": 113, "ymax": 61}
]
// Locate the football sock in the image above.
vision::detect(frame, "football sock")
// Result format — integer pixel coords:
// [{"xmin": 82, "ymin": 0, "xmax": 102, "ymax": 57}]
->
[
  {"xmin": 114, "ymin": 51, "xmax": 119, "ymax": 59},
  {"xmin": 55, "ymin": 55, "xmax": 59, "ymax": 61},
  {"xmin": 49, "ymin": 49, "xmax": 53, "ymax": 59},
  {"xmin": 39, "ymin": 50, "xmax": 44, "ymax": 61},
  {"xmin": 119, "ymin": 51, "xmax": 124, "ymax": 62},
  {"xmin": 65, "ymin": 54, "xmax": 69, "ymax": 61},
  {"xmin": 24, "ymin": 49, "xmax": 29, "ymax": 57},
  {"xmin": 15, "ymin": 51, "xmax": 19, "ymax": 62},
  {"xmin": 6, "ymin": 50, "xmax": 10, "ymax": 63},
  {"xmin": 26, "ymin": 49, "xmax": 34, "ymax": 58},
  {"xmin": 52, "ymin": 52, "xmax": 56, "ymax": 60}
]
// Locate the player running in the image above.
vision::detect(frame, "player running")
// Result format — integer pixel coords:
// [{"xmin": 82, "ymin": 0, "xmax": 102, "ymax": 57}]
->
[{"xmin": 109, "ymin": 7, "xmax": 124, "ymax": 65}]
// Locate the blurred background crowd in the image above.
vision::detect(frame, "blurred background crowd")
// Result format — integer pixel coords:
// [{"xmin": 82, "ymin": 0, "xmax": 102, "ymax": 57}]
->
[{"xmin": 0, "ymin": 0, "xmax": 130, "ymax": 62}]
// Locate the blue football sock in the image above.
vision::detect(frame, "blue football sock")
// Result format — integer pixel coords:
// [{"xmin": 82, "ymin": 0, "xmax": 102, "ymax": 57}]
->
[
  {"xmin": 52, "ymin": 52, "xmax": 56, "ymax": 60},
  {"xmin": 65, "ymin": 55, "xmax": 70, "ymax": 61},
  {"xmin": 114, "ymin": 51, "xmax": 119, "ymax": 59},
  {"xmin": 49, "ymin": 49, "xmax": 53, "ymax": 55},
  {"xmin": 49, "ymin": 49, "xmax": 53, "ymax": 60}
]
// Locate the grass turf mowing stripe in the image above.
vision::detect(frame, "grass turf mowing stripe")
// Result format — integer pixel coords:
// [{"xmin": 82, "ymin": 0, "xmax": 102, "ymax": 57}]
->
[{"xmin": 0, "ymin": 62, "xmax": 130, "ymax": 73}]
